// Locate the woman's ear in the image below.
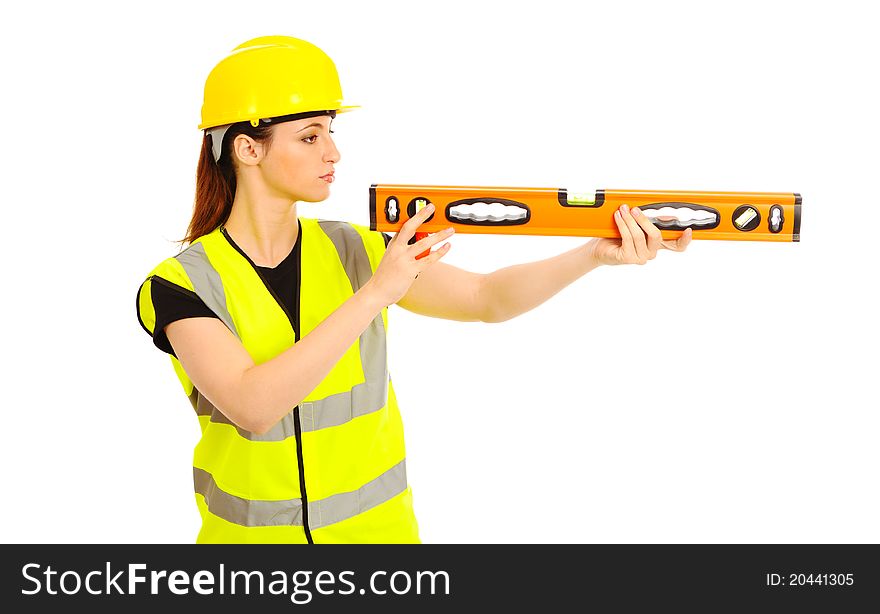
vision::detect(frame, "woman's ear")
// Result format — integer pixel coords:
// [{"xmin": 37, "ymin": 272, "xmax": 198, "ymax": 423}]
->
[{"xmin": 232, "ymin": 133, "xmax": 263, "ymax": 166}]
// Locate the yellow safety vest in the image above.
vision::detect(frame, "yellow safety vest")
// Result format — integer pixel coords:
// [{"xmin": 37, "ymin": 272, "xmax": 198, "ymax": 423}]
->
[{"xmin": 136, "ymin": 218, "xmax": 419, "ymax": 543}]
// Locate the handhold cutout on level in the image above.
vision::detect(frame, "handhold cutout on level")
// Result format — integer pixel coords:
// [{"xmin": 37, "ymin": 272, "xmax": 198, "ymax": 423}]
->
[
  {"xmin": 637, "ymin": 202, "xmax": 720, "ymax": 230},
  {"xmin": 445, "ymin": 198, "xmax": 531, "ymax": 226}
]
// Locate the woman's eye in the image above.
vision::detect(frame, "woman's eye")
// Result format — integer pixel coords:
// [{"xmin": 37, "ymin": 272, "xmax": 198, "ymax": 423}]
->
[{"xmin": 303, "ymin": 130, "xmax": 334, "ymax": 144}]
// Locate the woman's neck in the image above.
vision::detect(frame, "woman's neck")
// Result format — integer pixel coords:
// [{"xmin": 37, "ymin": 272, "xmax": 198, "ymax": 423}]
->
[{"xmin": 224, "ymin": 192, "xmax": 299, "ymax": 268}]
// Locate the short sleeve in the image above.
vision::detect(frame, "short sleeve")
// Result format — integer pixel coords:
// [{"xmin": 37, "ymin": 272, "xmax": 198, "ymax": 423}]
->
[{"xmin": 145, "ymin": 277, "xmax": 219, "ymax": 357}]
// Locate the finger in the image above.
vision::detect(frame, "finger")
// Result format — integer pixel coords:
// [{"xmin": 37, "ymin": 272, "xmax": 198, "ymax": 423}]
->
[
  {"xmin": 613, "ymin": 207, "xmax": 637, "ymax": 263},
  {"xmin": 678, "ymin": 227, "xmax": 693, "ymax": 250},
  {"xmin": 612, "ymin": 209, "xmax": 633, "ymax": 263},
  {"xmin": 416, "ymin": 239, "xmax": 452, "ymax": 269},
  {"xmin": 660, "ymin": 227, "xmax": 693, "ymax": 252},
  {"xmin": 631, "ymin": 207, "xmax": 663, "ymax": 254},
  {"xmin": 619, "ymin": 205, "xmax": 650, "ymax": 262},
  {"xmin": 411, "ymin": 226, "xmax": 454, "ymax": 252},
  {"xmin": 398, "ymin": 202, "xmax": 436, "ymax": 242}
]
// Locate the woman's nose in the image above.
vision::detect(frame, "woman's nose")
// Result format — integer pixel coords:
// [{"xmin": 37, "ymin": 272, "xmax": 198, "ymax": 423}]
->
[{"xmin": 325, "ymin": 138, "xmax": 341, "ymax": 164}]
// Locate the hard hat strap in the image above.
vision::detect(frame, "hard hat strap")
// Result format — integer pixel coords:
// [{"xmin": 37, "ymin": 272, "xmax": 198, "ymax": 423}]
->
[{"xmin": 207, "ymin": 125, "xmax": 231, "ymax": 163}]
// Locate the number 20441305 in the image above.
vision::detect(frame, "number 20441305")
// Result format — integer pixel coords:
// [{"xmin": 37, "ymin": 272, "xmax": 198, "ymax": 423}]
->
[{"xmin": 766, "ymin": 573, "xmax": 854, "ymax": 587}]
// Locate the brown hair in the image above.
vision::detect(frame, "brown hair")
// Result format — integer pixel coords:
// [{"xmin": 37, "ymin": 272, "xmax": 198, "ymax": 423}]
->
[{"xmin": 178, "ymin": 122, "xmax": 276, "ymax": 247}]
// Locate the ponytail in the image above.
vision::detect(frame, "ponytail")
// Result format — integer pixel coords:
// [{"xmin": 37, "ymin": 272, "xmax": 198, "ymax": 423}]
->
[{"xmin": 178, "ymin": 122, "xmax": 275, "ymax": 247}]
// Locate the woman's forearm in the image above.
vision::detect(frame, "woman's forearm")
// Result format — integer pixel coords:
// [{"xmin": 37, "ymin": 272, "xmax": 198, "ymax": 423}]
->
[
  {"xmin": 239, "ymin": 283, "xmax": 386, "ymax": 433},
  {"xmin": 480, "ymin": 242, "xmax": 601, "ymax": 323}
]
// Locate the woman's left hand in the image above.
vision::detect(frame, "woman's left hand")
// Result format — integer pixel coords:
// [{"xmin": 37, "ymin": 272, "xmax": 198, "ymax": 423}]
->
[{"xmin": 586, "ymin": 204, "xmax": 693, "ymax": 266}]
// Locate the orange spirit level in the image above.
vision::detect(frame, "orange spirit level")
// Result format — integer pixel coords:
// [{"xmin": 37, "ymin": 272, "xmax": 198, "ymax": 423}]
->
[{"xmin": 369, "ymin": 185, "xmax": 802, "ymax": 245}]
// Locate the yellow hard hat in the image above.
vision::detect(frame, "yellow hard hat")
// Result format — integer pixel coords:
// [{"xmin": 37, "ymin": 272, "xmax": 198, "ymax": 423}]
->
[{"xmin": 199, "ymin": 35, "xmax": 359, "ymax": 130}]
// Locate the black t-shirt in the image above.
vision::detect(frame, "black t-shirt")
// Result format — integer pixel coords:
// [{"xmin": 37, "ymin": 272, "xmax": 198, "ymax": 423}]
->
[{"xmin": 150, "ymin": 225, "xmax": 392, "ymax": 358}]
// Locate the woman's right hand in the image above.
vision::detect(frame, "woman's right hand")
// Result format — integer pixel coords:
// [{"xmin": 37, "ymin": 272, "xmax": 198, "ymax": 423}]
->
[{"xmin": 365, "ymin": 202, "xmax": 455, "ymax": 307}]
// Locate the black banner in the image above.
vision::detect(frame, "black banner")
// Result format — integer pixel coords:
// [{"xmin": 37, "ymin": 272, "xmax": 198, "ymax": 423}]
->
[{"xmin": 2, "ymin": 544, "xmax": 877, "ymax": 611}]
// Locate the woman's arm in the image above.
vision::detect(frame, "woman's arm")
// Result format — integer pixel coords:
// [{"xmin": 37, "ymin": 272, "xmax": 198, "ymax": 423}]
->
[
  {"xmin": 165, "ymin": 204, "xmax": 449, "ymax": 435},
  {"xmin": 166, "ymin": 285, "xmax": 387, "ymax": 434},
  {"xmin": 480, "ymin": 241, "xmax": 601, "ymax": 322},
  {"xmin": 396, "ymin": 243, "xmax": 598, "ymax": 323},
  {"xmin": 397, "ymin": 204, "xmax": 692, "ymax": 322}
]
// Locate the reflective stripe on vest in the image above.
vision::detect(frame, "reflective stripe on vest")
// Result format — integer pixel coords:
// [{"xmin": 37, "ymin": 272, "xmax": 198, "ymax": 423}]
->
[
  {"xmin": 193, "ymin": 459, "xmax": 407, "ymax": 529},
  {"xmin": 176, "ymin": 221, "xmax": 389, "ymax": 441},
  {"xmin": 176, "ymin": 242, "xmax": 240, "ymax": 338}
]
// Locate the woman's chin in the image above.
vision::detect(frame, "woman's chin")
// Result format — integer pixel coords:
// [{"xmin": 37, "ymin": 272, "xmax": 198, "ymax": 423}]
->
[{"xmin": 299, "ymin": 188, "xmax": 332, "ymax": 204}]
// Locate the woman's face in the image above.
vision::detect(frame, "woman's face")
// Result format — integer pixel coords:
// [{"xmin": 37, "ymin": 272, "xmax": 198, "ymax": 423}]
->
[{"xmin": 255, "ymin": 114, "xmax": 340, "ymax": 203}]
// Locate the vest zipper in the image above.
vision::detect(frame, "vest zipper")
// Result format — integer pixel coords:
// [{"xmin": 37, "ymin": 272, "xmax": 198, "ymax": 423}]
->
[{"xmin": 220, "ymin": 225, "xmax": 314, "ymax": 544}]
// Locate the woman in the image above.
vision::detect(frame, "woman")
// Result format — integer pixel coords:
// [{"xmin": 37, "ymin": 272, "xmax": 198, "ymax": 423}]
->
[{"xmin": 136, "ymin": 36, "xmax": 692, "ymax": 544}]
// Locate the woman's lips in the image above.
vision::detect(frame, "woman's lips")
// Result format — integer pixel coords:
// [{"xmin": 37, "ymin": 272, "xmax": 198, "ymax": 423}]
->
[{"xmin": 320, "ymin": 174, "xmax": 334, "ymax": 183}]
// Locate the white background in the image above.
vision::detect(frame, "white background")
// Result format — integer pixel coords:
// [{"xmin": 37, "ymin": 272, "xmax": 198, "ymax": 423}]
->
[{"xmin": 1, "ymin": 0, "xmax": 877, "ymax": 544}]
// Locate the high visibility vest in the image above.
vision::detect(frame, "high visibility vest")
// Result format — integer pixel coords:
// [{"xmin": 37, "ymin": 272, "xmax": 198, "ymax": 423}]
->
[{"xmin": 136, "ymin": 218, "xmax": 419, "ymax": 543}]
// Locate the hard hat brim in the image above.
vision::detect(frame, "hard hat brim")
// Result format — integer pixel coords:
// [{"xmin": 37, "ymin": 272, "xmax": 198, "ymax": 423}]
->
[{"xmin": 199, "ymin": 104, "xmax": 360, "ymax": 131}]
